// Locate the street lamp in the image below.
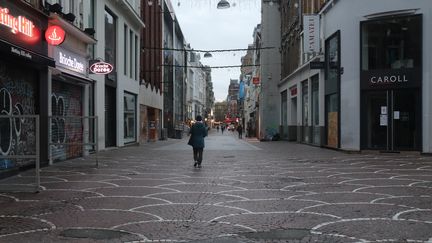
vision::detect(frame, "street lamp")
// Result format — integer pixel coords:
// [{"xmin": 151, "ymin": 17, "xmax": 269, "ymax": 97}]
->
[{"xmin": 217, "ymin": 0, "xmax": 230, "ymax": 9}]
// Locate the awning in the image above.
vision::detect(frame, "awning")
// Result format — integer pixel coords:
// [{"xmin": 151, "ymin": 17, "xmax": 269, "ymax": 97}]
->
[{"xmin": 0, "ymin": 39, "xmax": 55, "ymax": 67}]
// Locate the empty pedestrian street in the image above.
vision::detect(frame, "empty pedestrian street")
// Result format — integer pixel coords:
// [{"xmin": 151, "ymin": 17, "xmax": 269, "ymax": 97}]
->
[{"xmin": 1, "ymin": 132, "xmax": 431, "ymax": 242}]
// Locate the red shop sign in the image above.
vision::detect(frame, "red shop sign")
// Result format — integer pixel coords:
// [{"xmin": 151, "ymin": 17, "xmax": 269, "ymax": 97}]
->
[
  {"xmin": 290, "ymin": 87, "xmax": 297, "ymax": 96},
  {"xmin": 252, "ymin": 77, "xmax": 260, "ymax": 85},
  {"xmin": 45, "ymin": 25, "xmax": 65, "ymax": 46}
]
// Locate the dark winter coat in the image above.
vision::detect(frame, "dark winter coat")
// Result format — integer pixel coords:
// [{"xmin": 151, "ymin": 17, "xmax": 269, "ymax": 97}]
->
[{"xmin": 188, "ymin": 122, "xmax": 208, "ymax": 148}]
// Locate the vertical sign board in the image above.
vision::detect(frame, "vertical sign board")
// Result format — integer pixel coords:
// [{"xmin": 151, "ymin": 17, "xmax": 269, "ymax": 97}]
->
[{"xmin": 303, "ymin": 15, "xmax": 320, "ymax": 54}]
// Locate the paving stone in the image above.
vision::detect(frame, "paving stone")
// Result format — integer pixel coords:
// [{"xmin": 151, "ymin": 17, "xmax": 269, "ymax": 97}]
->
[
  {"xmin": 373, "ymin": 196, "xmax": 432, "ymax": 209},
  {"xmin": 151, "ymin": 191, "xmax": 243, "ymax": 204},
  {"xmin": 87, "ymin": 186, "xmax": 176, "ymax": 197},
  {"xmin": 1, "ymin": 135, "xmax": 432, "ymax": 242},
  {"xmin": 41, "ymin": 181, "xmax": 116, "ymax": 190},
  {"xmin": 397, "ymin": 209, "xmax": 432, "ymax": 222},
  {"xmin": 222, "ymin": 189, "xmax": 308, "ymax": 200},
  {"xmin": 115, "ymin": 220, "xmax": 251, "ymax": 241},
  {"xmin": 76, "ymin": 196, "xmax": 167, "ymax": 210},
  {"xmin": 135, "ymin": 203, "xmax": 247, "ymax": 221},
  {"xmin": 0, "ymin": 200, "xmax": 80, "ymax": 216},
  {"xmin": 218, "ymin": 212, "xmax": 337, "ymax": 232},
  {"xmin": 315, "ymin": 219, "xmax": 432, "ymax": 242},
  {"xmin": 0, "ymin": 216, "xmax": 53, "ymax": 235},
  {"xmin": 0, "ymin": 229, "xmax": 143, "ymax": 243},
  {"xmin": 39, "ymin": 209, "xmax": 158, "ymax": 228},
  {"xmin": 291, "ymin": 192, "xmax": 391, "ymax": 203},
  {"xmin": 356, "ymin": 185, "xmax": 432, "ymax": 196},
  {"xmin": 301, "ymin": 203, "xmax": 412, "ymax": 219},
  {"xmin": 221, "ymin": 199, "xmax": 321, "ymax": 213},
  {"xmin": 4, "ymin": 190, "xmax": 101, "ymax": 202}
]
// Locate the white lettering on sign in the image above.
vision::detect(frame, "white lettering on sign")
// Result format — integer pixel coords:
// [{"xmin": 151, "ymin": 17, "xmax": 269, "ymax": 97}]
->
[
  {"xmin": 370, "ymin": 75, "xmax": 408, "ymax": 84},
  {"xmin": 90, "ymin": 61, "xmax": 113, "ymax": 74},
  {"xmin": 59, "ymin": 51, "xmax": 85, "ymax": 73},
  {"xmin": 0, "ymin": 7, "xmax": 35, "ymax": 37},
  {"xmin": 11, "ymin": 46, "xmax": 32, "ymax": 59}
]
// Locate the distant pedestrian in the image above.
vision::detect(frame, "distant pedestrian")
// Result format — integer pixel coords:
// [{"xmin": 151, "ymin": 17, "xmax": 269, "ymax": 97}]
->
[
  {"xmin": 237, "ymin": 124, "xmax": 243, "ymax": 139},
  {"xmin": 216, "ymin": 126, "xmax": 219, "ymax": 132},
  {"xmin": 221, "ymin": 125, "xmax": 225, "ymax": 134},
  {"xmin": 187, "ymin": 115, "xmax": 208, "ymax": 168}
]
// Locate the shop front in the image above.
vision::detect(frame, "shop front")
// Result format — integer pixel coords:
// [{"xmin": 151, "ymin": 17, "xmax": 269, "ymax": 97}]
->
[
  {"xmin": 0, "ymin": 1, "xmax": 53, "ymax": 172},
  {"xmin": 360, "ymin": 15, "xmax": 422, "ymax": 151},
  {"xmin": 46, "ymin": 13, "xmax": 96, "ymax": 162}
]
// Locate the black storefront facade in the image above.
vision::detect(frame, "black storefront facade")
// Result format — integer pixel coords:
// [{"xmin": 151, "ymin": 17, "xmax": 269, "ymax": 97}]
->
[
  {"xmin": 360, "ymin": 14, "xmax": 422, "ymax": 151},
  {"xmin": 0, "ymin": 1, "xmax": 53, "ymax": 175}
]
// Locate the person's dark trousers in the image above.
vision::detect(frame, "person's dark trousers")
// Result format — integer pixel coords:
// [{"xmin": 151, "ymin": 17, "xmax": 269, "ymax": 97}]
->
[
  {"xmin": 239, "ymin": 132, "xmax": 242, "ymax": 139},
  {"xmin": 193, "ymin": 148, "xmax": 203, "ymax": 164}
]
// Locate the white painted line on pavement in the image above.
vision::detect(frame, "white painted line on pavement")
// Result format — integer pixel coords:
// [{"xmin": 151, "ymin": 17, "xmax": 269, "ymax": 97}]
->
[{"xmin": 392, "ymin": 208, "xmax": 432, "ymax": 220}]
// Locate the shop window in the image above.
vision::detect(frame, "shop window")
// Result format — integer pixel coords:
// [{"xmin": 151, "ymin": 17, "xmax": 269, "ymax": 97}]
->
[
  {"xmin": 361, "ymin": 15, "xmax": 421, "ymax": 71},
  {"xmin": 124, "ymin": 92, "xmax": 136, "ymax": 143},
  {"xmin": 302, "ymin": 80, "xmax": 309, "ymax": 143},
  {"xmin": 281, "ymin": 90, "xmax": 288, "ymax": 139},
  {"xmin": 311, "ymin": 75, "xmax": 320, "ymax": 145},
  {"xmin": 105, "ymin": 8, "xmax": 117, "ymax": 83}
]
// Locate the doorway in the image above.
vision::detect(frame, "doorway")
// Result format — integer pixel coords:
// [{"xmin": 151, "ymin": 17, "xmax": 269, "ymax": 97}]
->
[{"xmin": 362, "ymin": 89, "xmax": 420, "ymax": 151}]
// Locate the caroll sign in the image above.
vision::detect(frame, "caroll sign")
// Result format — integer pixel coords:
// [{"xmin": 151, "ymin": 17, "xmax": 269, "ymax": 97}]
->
[{"xmin": 89, "ymin": 61, "xmax": 113, "ymax": 74}]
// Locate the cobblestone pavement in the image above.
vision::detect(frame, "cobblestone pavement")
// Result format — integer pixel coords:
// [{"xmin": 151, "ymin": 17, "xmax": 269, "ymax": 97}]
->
[{"xmin": 0, "ymin": 131, "xmax": 432, "ymax": 242}]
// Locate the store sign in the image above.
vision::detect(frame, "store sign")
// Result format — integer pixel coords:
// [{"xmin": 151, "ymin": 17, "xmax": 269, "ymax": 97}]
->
[
  {"xmin": 303, "ymin": 15, "xmax": 320, "ymax": 54},
  {"xmin": 360, "ymin": 68, "xmax": 421, "ymax": 90},
  {"xmin": 290, "ymin": 87, "xmax": 297, "ymax": 97},
  {"xmin": 252, "ymin": 77, "xmax": 260, "ymax": 85},
  {"xmin": 0, "ymin": 1, "xmax": 47, "ymax": 57},
  {"xmin": 54, "ymin": 47, "xmax": 87, "ymax": 75},
  {"xmin": 310, "ymin": 61, "xmax": 325, "ymax": 69},
  {"xmin": 10, "ymin": 45, "xmax": 32, "ymax": 59},
  {"xmin": 0, "ymin": 6, "xmax": 35, "ymax": 37},
  {"xmin": 45, "ymin": 25, "xmax": 65, "ymax": 46},
  {"xmin": 89, "ymin": 61, "xmax": 114, "ymax": 74}
]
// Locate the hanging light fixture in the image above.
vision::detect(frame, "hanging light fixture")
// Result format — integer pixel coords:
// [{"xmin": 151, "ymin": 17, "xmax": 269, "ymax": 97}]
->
[
  {"xmin": 204, "ymin": 52, "xmax": 213, "ymax": 58},
  {"xmin": 217, "ymin": 0, "xmax": 230, "ymax": 9}
]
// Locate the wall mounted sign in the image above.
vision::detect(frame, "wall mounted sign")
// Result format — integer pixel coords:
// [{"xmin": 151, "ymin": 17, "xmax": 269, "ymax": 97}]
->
[
  {"xmin": 303, "ymin": 15, "xmax": 320, "ymax": 54},
  {"xmin": 290, "ymin": 87, "xmax": 297, "ymax": 97},
  {"xmin": 89, "ymin": 60, "xmax": 114, "ymax": 74},
  {"xmin": 45, "ymin": 25, "xmax": 65, "ymax": 46},
  {"xmin": 310, "ymin": 61, "xmax": 325, "ymax": 69},
  {"xmin": 54, "ymin": 47, "xmax": 87, "ymax": 75},
  {"xmin": 0, "ymin": 1, "xmax": 47, "ymax": 57},
  {"xmin": 252, "ymin": 77, "xmax": 260, "ymax": 85},
  {"xmin": 0, "ymin": 6, "xmax": 35, "ymax": 37},
  {"xmin": 360, "ymin": 68, "xmax": 421, "ymax": 90}
]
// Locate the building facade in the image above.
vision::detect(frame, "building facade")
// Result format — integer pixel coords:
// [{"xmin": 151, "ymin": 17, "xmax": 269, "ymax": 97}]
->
[
  {"xmin": 277, "ymin": 0, "xmax": 432, "ymax": 153},
  {"xmin": 90, "ymin": 0, "xmax": 143, "ymax": 149},
  {"xmin": 259, "ymin": 0, "xmax": 281, "ymax": 140},
  {"xmin": 321, "ymin": 0, "xmax": 431, "ymax": 152},
  {"xmin": 278, "ymin": 0, "xmax": 326, "ymax": 145},
  {"xmin": 0, "ymin": 0, "xmax": 52, "ymax": 174},
  {"xmin": 140, "ymin": 0, "xmax": 163, "ymax": 143}
]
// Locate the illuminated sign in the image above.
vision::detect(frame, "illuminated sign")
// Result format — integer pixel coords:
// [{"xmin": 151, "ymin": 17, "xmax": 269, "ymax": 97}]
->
[
  {"xmin": 54, "ymin": 48, "xmax": 86, "ymax": 75},
  {"xmin": 252, "ymin": 77, "xmax": 260, "ymax": 85},
  {"xmin": 89, "ymin": 61, "xmax": 113, "ymax": 74},
  {"xmin": 45, "ymin": 25, "xmax": 65, "ymax": 46},
  {"xmin": 0, "ymin": 6, "xmax": 35, "ymax": 37}
]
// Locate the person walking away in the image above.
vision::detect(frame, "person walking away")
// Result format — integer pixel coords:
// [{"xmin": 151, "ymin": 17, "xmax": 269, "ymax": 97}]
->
[
  {"xmin": 187, "ymin": 115, "xmax": 208, "ymax": 168},
  {"xmin": 216, "ymin": 125, "xmax": 219, "ymax": 132},
  {"xmin": 237, "ymin": 124, "xmax": 243, "ymax": 139},
  {"xmin": 221, "ymin": 125, "xmax": 225, "ymax": 134}
]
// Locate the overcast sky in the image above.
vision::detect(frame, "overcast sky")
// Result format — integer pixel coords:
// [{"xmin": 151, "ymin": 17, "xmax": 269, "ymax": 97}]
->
[{"xmin": 172, "ymin": 0, "xmax": 261, "ymax": 102}]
